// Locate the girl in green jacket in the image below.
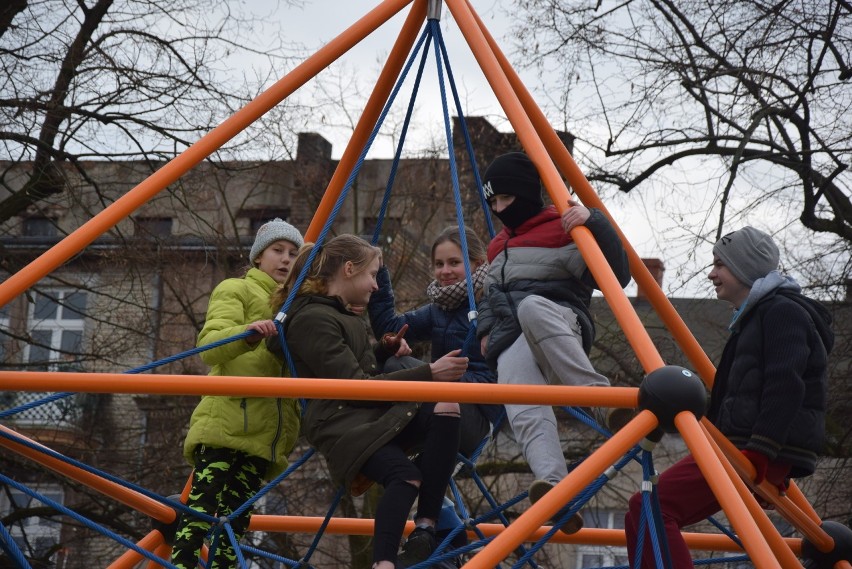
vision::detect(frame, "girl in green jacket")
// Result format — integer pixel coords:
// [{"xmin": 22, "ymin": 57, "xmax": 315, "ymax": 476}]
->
[
  {"xmin": 273, "ymin": 234, "xmax": 468, "ymax": 569},
  {"xmin": 171, "ymin": 219, "xmax": 304, "ymax": 569}
]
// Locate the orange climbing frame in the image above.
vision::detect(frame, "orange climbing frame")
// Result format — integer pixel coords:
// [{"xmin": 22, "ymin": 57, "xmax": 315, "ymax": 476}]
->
[{"xmin": 0, "ymin": 0, "xmax": 843, "ymax": 566}]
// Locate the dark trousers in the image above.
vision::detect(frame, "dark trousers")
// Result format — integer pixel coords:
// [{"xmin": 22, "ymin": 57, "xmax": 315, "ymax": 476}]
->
[
  {"xmin": 624, "ymin": 455, "xmax": 720, "ymax": 569},
  {"xmin": 171, "ymin": 445, "xmax": 268, "ymax": 569},
  {"xmin": 360, "ymin": 402, "xmax": 460, "ymax": 564}
]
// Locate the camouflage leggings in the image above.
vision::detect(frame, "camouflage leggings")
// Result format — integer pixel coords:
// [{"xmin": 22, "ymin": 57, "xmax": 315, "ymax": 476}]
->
[{"xmin": 170, "ymin": 445, "xmax": 268, "ymax": 569}]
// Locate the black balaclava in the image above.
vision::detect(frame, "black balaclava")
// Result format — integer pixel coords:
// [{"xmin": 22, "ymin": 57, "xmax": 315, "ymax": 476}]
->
[{"xmin": 482, "ymin": 152, "xmax": 544, "ymax": 229}]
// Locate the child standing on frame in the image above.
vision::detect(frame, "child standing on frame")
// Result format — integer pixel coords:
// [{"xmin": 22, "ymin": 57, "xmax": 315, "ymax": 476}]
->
[
  {"xmin": 271, "ymin": 234, "xmax": 468, "ymax": 569},
  {"xmin": 171, "ymin": 219, "xmax": 304, "ymax": 569},
  {"xmin": 476, "ymin": 152, "xmax": 632, "ymax": 534},
  {"xmin": 625, "ymin": 226, "xmax": 833, "ymax": 568}
]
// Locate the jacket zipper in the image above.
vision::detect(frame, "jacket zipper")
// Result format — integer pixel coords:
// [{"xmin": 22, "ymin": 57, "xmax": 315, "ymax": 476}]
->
[
  {"xmin": 270, "ymin": 398, "xmax": 283, "ymax": 463},
  {"xmin": 241, "ymin": 398, "xmax": 248, "ymax": 433}
]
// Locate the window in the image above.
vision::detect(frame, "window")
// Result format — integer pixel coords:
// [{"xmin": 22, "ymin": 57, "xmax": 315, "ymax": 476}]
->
[
  {"xmin": 0, "ymin": 301, "xmax": 10, "ymax": 364},
  {"xmin": 26, "ymin": 290, "xmax": 86, "ymax": 372},
  {"xmin": 23, "ymin": 217, "xmax": 58, "ymax": 237},
  {"xmin": 575, "ymin": 509, "xmax": 629, "ymax": 568},
  {"xmin": 362, "ymin": 216, "xmax": 400, "ymax": 244},
  {"xmin": 16, "ymin": 290, "xmax": 88, "ymax": 425},
  {"xmin": 0, "ymin": 484, "xmax": 64, "ymax": 559},
  {"xmin": 134, "ymin": 216, "xmax": 173, "ymax": 238},
  {"xmin": 0, "ymin": 302, "xmax": 11, "ymax": 409}
]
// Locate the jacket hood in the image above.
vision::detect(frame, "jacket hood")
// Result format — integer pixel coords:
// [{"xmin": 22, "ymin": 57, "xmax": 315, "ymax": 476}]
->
[
  {"xmin": 734, "ymin": 273, "xmax": 834, "ymax": 354},
  {"xmin": 775, "ymin": 289, "xmax": 835, "ymax": 355}
]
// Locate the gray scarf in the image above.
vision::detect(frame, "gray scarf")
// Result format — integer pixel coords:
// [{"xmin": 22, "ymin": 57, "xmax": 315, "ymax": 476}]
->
[{"xmin": 426, "ymin": 263, "xmax": 489, "ymax": 311}]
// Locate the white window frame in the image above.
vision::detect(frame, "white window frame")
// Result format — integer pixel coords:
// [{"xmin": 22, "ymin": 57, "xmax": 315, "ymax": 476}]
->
[
  {"xmin": 24, "ymin": 289, "xmax": 87, "ymax": 372},
  {"xmin": 15, "ymin": 289, "xmax": 88, "ymax": 425},
  {"xmin": 0, "ymin": 484, "xmax": 64, "ymax": 559}
]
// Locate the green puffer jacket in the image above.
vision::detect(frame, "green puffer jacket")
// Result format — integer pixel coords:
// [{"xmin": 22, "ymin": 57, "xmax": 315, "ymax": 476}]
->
[
  {"xmin": 183, "ymin": 268, "xmax": 301, "ymax": 478},
  {"xmin": 283, "ymin": 294, "xmax": 432, "ymax": 489}
]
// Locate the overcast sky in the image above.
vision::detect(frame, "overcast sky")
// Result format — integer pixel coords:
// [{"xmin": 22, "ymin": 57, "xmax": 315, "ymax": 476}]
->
[
  {"xmin": 223, "ymin": 1, "xmax": 708, "ymax": 297},
  {"xmin": 240, "ymin": 1, "xmax": 523, "ymax": 155},
  {"xmin": 221, "ymin": 1, "xmax": 836, "ymax": 301}
]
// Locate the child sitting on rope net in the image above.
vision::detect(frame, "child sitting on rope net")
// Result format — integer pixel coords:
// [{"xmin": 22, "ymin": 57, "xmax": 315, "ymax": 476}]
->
[
  {"xmin": 476, "ymin": 152, "xmax": 632, "ymax": 535},
  {"xmin": 368, "ymin": 226, "xmax": 500, "ymax": 459},
  {"xmin": 171, "ymin": 218, "xmax": 304, "ymax": 569},
  {"xmin": 625, "ymin": 226, "xmax": 834, "ymax": 568},
  {"xmin": 269, "ymin": 234, "xmax": 469, "ymax": 569}
]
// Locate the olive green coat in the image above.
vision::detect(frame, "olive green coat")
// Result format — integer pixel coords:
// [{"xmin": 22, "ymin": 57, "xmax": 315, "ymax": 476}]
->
[
  {"xmin": 283, "ymin": 295, "xmax": 432, "ymax": 488},
  {"xmin": 183, "ymin": 268, "xmax": 300, "ymax": 478}
]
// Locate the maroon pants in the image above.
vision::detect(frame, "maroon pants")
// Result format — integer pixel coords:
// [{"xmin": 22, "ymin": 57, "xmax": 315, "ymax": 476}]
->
[{"xmin": 624, "ymin": 455, "xmax": 720, "ymax": 568}]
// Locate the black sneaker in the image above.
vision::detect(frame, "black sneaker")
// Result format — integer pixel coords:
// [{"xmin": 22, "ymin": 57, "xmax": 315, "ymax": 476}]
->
[{"xmin": 397, "ymin": 525, "xmax": 437, "ymax": 568}]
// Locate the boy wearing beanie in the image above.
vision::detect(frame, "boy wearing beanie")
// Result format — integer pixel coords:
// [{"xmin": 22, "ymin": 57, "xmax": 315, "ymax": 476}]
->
[
  {"xmin": 476, "ymin": 152, "xmax": 632, "ymax": 533},
  {"xmin": 624, "ymin": 226, "xmax": 834, "ymax": 568}
]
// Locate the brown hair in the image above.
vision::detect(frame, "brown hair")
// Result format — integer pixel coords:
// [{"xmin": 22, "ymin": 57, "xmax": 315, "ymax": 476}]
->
[
  {"xmin": 271, "ymin": 234, "xmax": 381, "ymax": 309},
  {"xmin": 431, "ymin": 226, "xmax": 487, "ymax": 266}
]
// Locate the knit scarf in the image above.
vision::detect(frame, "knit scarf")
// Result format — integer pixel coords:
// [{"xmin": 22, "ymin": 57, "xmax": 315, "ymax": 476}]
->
[{"xmin": 426, "ymin": 263, "xmax": 489, "ymax": 311}]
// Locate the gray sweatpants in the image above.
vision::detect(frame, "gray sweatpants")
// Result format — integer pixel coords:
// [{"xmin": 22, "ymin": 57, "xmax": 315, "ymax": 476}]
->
[{"xmin": 497, "ymin": 295, "xmax": 609, "ymax": 484}]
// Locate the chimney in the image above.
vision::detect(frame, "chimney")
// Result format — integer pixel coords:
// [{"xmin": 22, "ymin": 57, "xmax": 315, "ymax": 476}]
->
[
  {"xmin": 637, "ymin": 258, "xmax": 665, "ymax": 301},
  {"xmin": 296, "ymin": 132, "xmax": 332, "ymax": 163}
]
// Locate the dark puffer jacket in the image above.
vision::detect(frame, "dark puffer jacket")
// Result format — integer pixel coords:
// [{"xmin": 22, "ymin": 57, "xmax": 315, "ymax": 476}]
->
[
  {"xmin": 708, "ymin": 288, "xmax": 833, "ymax": 477},
  {"xmin": 368, "ymin": 266, "xmax": 501, "ymax": 424},
  {"xmin": 282, "ymin": 294, "xmax": 433, "ymax": 488}
]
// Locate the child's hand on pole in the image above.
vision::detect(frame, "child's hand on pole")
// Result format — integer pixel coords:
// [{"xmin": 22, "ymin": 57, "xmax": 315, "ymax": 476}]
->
[{"xmin": 561, "ymin": 198, "xmax": 591, "ymax": 233}]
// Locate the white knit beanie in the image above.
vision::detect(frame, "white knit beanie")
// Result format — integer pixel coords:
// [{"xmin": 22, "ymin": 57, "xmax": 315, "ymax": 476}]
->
[
  {"xmin": 712, "ymin": 226, "xmax": 779, "ymax": 286},
  {"xmin": 250, "ymin": 218, "xmax": 304, "ymax": 263}
]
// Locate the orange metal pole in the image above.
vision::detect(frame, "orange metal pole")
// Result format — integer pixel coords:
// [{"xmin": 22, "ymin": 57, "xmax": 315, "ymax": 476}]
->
[
  {"xmin": 248, "ymin": 516, "xmax": 801, "ymax": 552},
  {"xmin": 0, "ymin": 371, "xmax": 637, "ymax": 407},
  {"xmin": 305, "ymin": 0, "xmax": 426, "ymax": 240},
  {"xmin": 785, "ymin": 482, "xmax": 824, "ymax": 526},
  {"xmin": 106, "ymin": 530, "xmax": 165, "ymax": 569},
  {"xmin": 0, "ymin": 0, "xmax": 416, "ymax": 309},
  {"xmin": 0, "ymin": 425, "xmax": 175, "ymax": 522},
  {"xmin": 677, "ymin": 412, "xmax": 782, "ymax": 569},
  {"xmin": 462, "ymin": 410, "xmax": 659, "ymax": 569},
  {"xmin": 704, "ymin": 424, "xmax": 803, "ymax": 568},
  {"xmin": 146, "ymin": 543, "xmax": 173, "ymax": 569},
  {"xmin": 463, "ymin": 0, "xmax": 717, "ymax": 385},
  {"xmin": 702, "ymin": 419, "xmax": 833, "ymax": 551},
  {"xmin": 445, "ymin": 0, "xmax": 665, "ymax": 374}
]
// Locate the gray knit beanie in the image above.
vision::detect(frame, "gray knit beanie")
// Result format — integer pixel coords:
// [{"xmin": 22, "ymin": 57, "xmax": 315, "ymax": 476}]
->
[
  {"xmin": 712, "ymin": 226, "xmax": 779, "ymax": 286},
  {"xmin": 250, "ymin": 218, "xmax": 304, "ymax": 264}
]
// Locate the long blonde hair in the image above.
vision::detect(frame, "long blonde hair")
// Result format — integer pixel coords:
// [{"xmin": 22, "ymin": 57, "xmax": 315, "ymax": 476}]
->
[{"xmin": 271, "ymin": 234, "xmax": 381, "ymax": 309}]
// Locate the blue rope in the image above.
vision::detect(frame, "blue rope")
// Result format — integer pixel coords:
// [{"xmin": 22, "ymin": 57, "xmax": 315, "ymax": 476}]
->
[
  {"xmin": 225, "ymin": 521, "xmax": 249, "ymax": 567},
  {"xmin": 228, "ymin": 448, "xmax": 316, "ymax": 521},
  {"xmin": 0, "ymin": 513, "xmax": 31, "ymax": 569},
  {"xmin": 430, "ymin": 19, "xmax": 477, "ymax": 317},
  {"xmin": 434, "ymin": 23, "xmax": 495, "ymax": 239},
  {"xmin": 370, "ymin": 28, "xmax": 433, "ymax": 247},
  {"xmin": 634, "ymin": 450, "xmax": 667, "ymax": 569},
  {"xmin": 0, "ymin": 473, "xmax": 180, "ymax": 568},
  {"xmin": 239, "ymin": 543, "xmax": 305, "ymax": 568},
  {"xmin": 273, "ymin": 24, "xmax": 433, "ymax": 374},
  {"xmin": 0, "ymin": 329, "xmax": 255, "ymax": 420},
  {"xmin": 299, "ymin": 486, "xmax": 345, "ymax": 566}
]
